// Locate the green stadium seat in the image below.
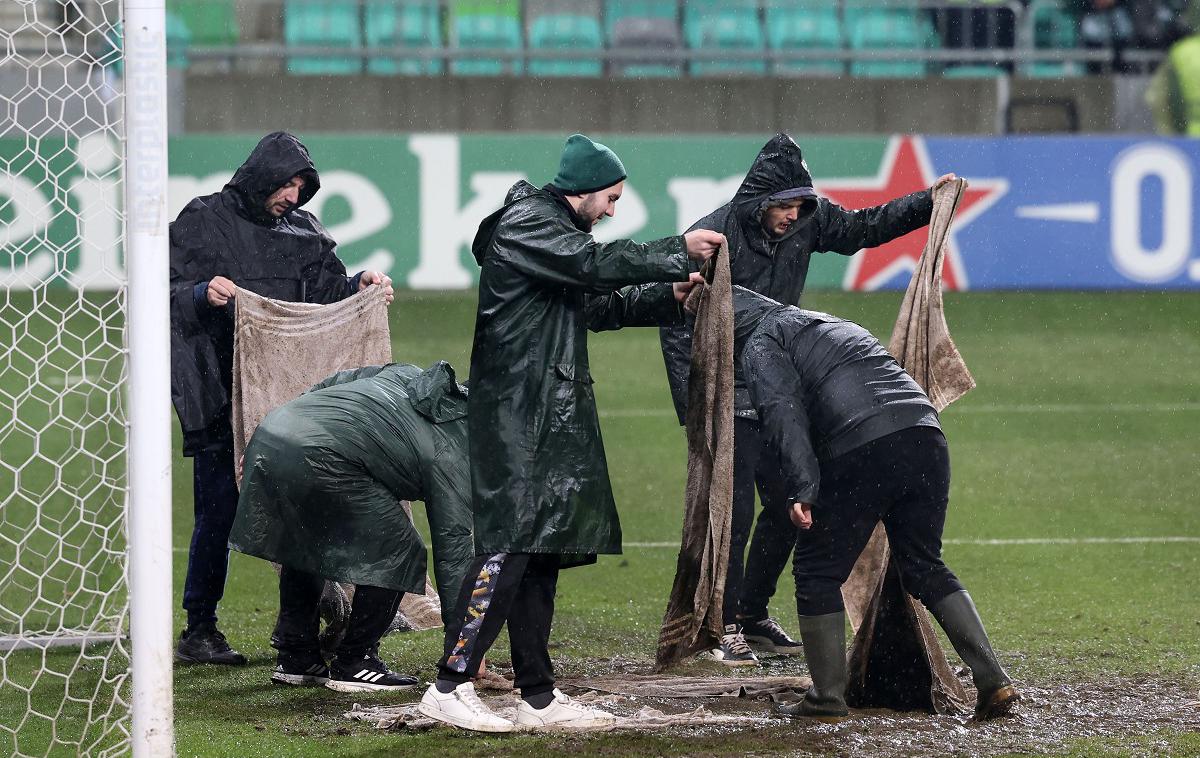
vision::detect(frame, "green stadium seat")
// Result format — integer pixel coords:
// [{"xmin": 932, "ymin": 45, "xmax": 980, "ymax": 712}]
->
[
  {"xmin": 169, "ymin": 0, "xmax": 238, "ymax": 48},
  {"xmin": 685, "ymin": 0, "xmax": 766, "ymax": 77},
  {"xmin": 765, "ymin": 4, "xmax": 843, "ymax": 77},
  {"xmin": 607, "ymin": 1, "xmax": 682, "ymax": 77},
  {"xmin": 848, "ymin": 9, "xmax": 932, "ymax": 77},
  {"xmin": 528, "ymin": 15, "xmax": 603, "ymax": 77},
  {"xmin": 451, "ymin": 14, "xmax": 523, "ymax": 75},
  {"xmin": 166, "ymin": 14, "xmax": 191, "ymax": 69},
  {"xmin": 606, "ymin": 0, "xmax": 677, "ymax": 37},
  {"xmin": 284, "ymin": 0, "xmax": 363, "ymax": 75},
  {"xmin": 1028, "ymin": 3, "xmax": 1083, "ymax": 78},
  {"xmin": 365, "ymin": 0, "xmax": 443, "ymax": 75}
]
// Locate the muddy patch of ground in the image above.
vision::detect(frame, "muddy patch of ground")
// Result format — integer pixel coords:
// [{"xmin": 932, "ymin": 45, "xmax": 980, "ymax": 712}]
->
[{"xmin": 348, "ymin": 651, "xmax": 1198, "ymax": 756}]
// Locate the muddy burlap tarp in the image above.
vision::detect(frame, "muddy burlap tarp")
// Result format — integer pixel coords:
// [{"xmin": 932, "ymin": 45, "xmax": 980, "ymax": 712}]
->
[
  {"xmin": 231, "ymin": 286, "xmax": 443, "ymax": 637},
  {"xmin": 841, "ymin": 179, "xmax": 974, "ymax": 715},
  {"xmin": 655, "ymin": 246, "xmax": 735, "ymax": 672}
]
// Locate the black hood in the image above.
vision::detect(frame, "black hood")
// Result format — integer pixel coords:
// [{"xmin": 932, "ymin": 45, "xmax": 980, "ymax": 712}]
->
[
  {"xmin": 471, "ymin": 180, "xmax": 543, "ymax": 264},
  {"xmin": 225, "ymin": 131, "xmax": 321, "ymax": 223},
  {"xmin": 731, "ymin": 285, "xmax": 791, "ymax": 358},
  {"xmin": 732, "ymin": 133, "xmax": 818, "ymax": 242}
]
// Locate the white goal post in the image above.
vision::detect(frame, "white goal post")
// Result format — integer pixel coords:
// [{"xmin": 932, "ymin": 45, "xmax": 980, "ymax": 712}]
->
[{"xmin": 0, "ymin": 1, "xmax": 173, "ymax": 755}]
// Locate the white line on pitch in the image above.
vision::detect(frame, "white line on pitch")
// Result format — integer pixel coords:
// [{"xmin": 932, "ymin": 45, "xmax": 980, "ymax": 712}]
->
[
  {"xmin": 174, "ymin": 535, "xmax": 1199, "ymax": 555},
  {"xmin": 624, "ymin": 536, "xmax": 1200, "ymax": 549},
  {"xmin": 599, "ymin": 402, "xmax": 1200, "ymax": 418}
]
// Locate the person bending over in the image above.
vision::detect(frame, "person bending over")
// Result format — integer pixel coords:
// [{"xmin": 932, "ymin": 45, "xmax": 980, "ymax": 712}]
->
[
  {"xmin": 230, "ymin": 361, "xmax": 471, "ymax": 692},
  {"xmin": 732, "ymin": 287, "xmax": 1018, "ymax": 722}
]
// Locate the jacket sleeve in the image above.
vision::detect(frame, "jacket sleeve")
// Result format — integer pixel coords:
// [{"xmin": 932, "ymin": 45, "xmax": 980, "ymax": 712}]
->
[
  {"xmin": 299, "ymin": 217, "xmax": 355, "ymax": 304},
  {"xmin": 306, "ymin": 364, "xmax": 389, "ymax": 393},
  {"xmin": 659, "ymin": 322, "xmax": 693, "ymax": 426},
  {"xmin": 815, "ymin": 190, "xmax": 933, "ymax": 255},
  {"xmin": 493, "ymin": 203, "xmax": 689, "ymax": 289},
  {"xmin": 584, "ymin": 283, "xmax": 683, "ymax": 332},
  {"xmin": 425, "ymin": 442, "xmax": 476, "ymax": 628},
  {"xmin": 744, "ymin": 329, "xmax": 821, "ymax": 506},
  {"xmin": 169, "ymin": 215, "xmax": 218, "ymax": 337}
]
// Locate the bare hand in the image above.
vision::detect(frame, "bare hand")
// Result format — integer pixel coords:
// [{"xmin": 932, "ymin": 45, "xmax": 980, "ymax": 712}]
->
[
  {"xmin": 932, "ymin": 173, "xmax": 965, "ymax": 191},
  {"xmin": 790, "ymin": 502, "xmax": 813, "ymax": 530},
  {"xmin": 359, "ymin": 271, "xmax": 395, "ymax": 304},
  {"xmin": 683, "ymin": 229, "xmax": 725, "ymax": 263},
  {"xmin": 672, "ymin": 272, "xmax": 706, "ymax": 303},
  {"xmin": 206, "ymin": 276, "xmax": 236, "ymax": 307}
]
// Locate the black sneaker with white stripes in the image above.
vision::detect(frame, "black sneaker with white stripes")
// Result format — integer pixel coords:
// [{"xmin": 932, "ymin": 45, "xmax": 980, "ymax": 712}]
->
[
  {"xmin": 325, "ymin": 653, "xmax": 419, "ymax": 693},
  {"xmin": 270, "ymin": 651, "xmax": 329, "ymax": 687}
]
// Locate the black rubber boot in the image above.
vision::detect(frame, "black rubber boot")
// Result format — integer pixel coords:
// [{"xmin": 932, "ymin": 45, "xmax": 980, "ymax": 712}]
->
[
  {"xmin": 930, "ymin": 591, "xmax": 1019, "ymax": 720},
  {"xmin": 774, "ymin": 612, "xmax": 849, "ymax": 722}
]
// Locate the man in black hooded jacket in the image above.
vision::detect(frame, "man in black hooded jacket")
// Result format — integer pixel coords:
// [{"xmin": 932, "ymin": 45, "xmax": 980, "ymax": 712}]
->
[
  {"xmin": 169, "ymin": 131, "xmax": 393, "ymax": 665},
  {"xmin": 730, "ymin": 286, "xmax": 1018, "ymax": 722},
  {"xmin": 660, "ymin": 133, "xmax": 956, "ymax": 665}
]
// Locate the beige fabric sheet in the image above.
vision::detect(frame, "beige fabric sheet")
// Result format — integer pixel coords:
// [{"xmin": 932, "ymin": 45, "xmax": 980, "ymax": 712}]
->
[
  {"xmin": 840, "ymin": 179, "xmax": 975, "ymax": 715},
  {"xmin": 655, "ymin": 247, "xmax": 735, "ymax": 672},
  {"xmin": 231, "ymin": 286, "xmax": 442, "ymax": 634}
]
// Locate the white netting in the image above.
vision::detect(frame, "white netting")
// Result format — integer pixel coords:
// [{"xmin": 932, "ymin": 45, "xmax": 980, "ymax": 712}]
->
[{"xmin": 1, "ymin": 1, "xmax": 131, "ymax": 756}]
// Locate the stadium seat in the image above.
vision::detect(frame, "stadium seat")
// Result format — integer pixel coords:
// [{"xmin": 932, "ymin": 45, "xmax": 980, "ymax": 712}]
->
[
  {"xmin": 1028, "ymin": 3, "xmax": 1083, "ymax": 78},
  {"xmin": 528, "ymin": 15, "xmax": 603, "ymax": 77},
  {"xmin": 284, "ymin": 0, "xmax": 363, "ymax": 75},
  {"xmin": 451, "ymin": 13, "xmax": 523, "ymax": 75},
  {"xmin": 685, "ymin": 0, "xmax": 766, "ymax": 77},
  {"xmin": 607, "ymin": 1, "xmax": 682, "ymax": 77},
  {"xmin": 166, "ymin": 14, "xmax": 191, "ymax": 69},
  {"xmin": 848, "ymin": 8, "xmax": 932, "ymax": 77},
  {"xmin": 364, "ymin": 0, "xmax": 443, "ymax": 75},
  {"xmin": 169, "ymin": 0, "xmax": 238, "ymax": 48},
  {"xmin": 765, "ymin": 3, "xmax": 843, "ymax": 77}
]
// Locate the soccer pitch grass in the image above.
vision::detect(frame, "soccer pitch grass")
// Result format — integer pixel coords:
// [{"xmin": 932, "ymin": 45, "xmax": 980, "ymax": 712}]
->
[{"xmin": 3, "ymin": 290, "xmax": 1199, "ymax": 757}]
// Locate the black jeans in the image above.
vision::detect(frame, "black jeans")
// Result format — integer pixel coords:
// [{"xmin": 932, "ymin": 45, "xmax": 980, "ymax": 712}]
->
[
  {"xmin": 437, "ymin": 553, "xmax": 560, "ymax": 699},
  {"xmin": 793, "ymin": 426, "xmax": 965, "ymax": 616},
  {"xmin": 272, "ymin": 567, "xmax": 403, "ymax": 660},
  {"xmin": 727, "ymin": 417, "xmax": 799, "ymax": 625},
  {"xmin": 182, "ymin": 444, "xmax": 239, "ymax": 629}
]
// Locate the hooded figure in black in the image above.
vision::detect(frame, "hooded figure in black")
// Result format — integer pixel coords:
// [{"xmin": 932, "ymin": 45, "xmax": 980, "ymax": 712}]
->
[
  {"xmin": 168, "ymin": 131, "xmax": 391, "ymax": 665},
  {"xmin": 658, "ymin": 133, "xmax": 952, "ymax": 665}
]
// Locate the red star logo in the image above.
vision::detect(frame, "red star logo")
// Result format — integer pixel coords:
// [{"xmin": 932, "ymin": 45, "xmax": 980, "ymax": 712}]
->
[{"xmin": 815, "ymin": 136, "xmax": 1007, "ymax": 291}]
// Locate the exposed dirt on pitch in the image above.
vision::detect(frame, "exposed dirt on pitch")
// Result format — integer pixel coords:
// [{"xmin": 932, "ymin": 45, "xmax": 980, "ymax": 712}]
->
[{"xmin": 348, "ymin": 651, "xmax": 1199, "ymax": 757}]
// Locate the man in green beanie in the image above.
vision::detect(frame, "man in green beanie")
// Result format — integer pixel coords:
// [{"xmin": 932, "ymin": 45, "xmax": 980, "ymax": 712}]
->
[{"xmin": 419, "ymin": 134, "xmax": 725, "ymax": 733}]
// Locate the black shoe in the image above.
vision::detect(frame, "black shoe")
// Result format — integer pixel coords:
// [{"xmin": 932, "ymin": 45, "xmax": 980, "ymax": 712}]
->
[
  {"xmin": 326, "ymin": 653, "xmax": 419, "ymax": 692},
  {"xmin": 711, "ymin": 624, "xmax": 760, "ymax": 667},
  {"xmin": 271, "ymin": 650, "xmax": 330, "ymax": 686},
  {"xmin": 175, "ymin": 624, "xmax": 248, "ymax": 666},
  {"xmin": 741, "ymin": 616, "xmax": 804, "ymax": 656}
]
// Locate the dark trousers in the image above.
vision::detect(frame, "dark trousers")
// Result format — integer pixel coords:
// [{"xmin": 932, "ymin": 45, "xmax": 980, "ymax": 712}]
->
[
  {"xmin": 272, "ymin": 567, "xmax": 403, "ymax": 660},
  {"xmin": 437, "ymin": 553, "xmax": 559, "ymax": 699},
  {"xmin": 182, "ymin": 444, "xmax": 240, "ymax": 629},
  {"xmin": 726, "ymin": 417, "xmax": 798, "ymax": 625},
  {"xmin": 793, "ymin": 426, "xmax": 965, "ymax": 616}
]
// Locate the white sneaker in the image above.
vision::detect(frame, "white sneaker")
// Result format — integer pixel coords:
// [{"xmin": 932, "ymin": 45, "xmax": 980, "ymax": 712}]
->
[
  {"xmin": 418, "ymin": 682, "xmax": 515, "ymax": 733},
  {"xmin": 514, "ymin": 689, "xmax": 617, "ymax": 731}
]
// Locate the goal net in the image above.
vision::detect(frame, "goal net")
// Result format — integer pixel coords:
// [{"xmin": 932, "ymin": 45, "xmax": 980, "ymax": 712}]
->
[{"xmin": 1, "ymin": 2, "xmax": 170, "ymax": 755}]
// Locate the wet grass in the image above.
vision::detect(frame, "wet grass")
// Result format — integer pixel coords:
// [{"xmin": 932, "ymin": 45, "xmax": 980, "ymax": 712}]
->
[{"xmin": 3, "ymin": 290, "xmax": 1199, "ymax": 756}]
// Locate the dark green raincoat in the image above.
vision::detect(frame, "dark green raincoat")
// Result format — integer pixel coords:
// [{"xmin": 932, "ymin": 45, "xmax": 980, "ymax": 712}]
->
[
  {"xmin": 469, "ymin": 180, "xmax": 689, "ymax": 560},
  {"xmin": 229, "ymin": 361, "xmax": 472, "ymax": 623}
]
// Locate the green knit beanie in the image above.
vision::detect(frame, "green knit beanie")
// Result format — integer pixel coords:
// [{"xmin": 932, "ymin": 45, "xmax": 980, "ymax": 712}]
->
[{"xmin": 552, "ymin": 134, "xmax": 627, "ymax": 195}]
